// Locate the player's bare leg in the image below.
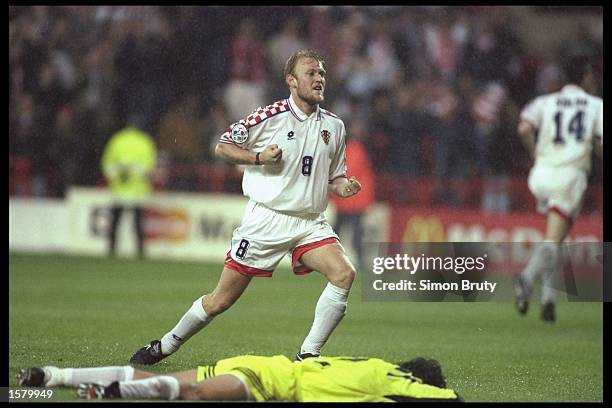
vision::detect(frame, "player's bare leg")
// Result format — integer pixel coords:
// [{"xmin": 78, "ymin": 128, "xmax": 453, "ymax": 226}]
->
[
  {"xmin": 297, "ymin": 242, "xmax": 356, "ymax": 358},
  {"xmin": 180, "ymin": 374, "xmax": 250, "ymax": 401},
  {"xmin": 160, "ymin": 267, "xmax": 252, "ymax": 354},
  {"xmin": 301, "ymin": 242, "xmax": 356, "ymax": 289},
  {"xmin": 131, "ymin": 267, "xmax": 252, "ymax": 365},
  {"xmin": 76, "ymin": 368, "xmax": 250, "ymax": 401},
  {"xmin": 109, "ymin": 369, "xmax": 199, "ymax": 400},
  {"xmin": 134, "ymin": 368, "xmax": 196, "ymax": 382},
  {"xmin": 121, "ymin": 369, "xmax": 251, "ymax": 401},
  {"xmin": 544, "ymin": 210, "xmax": 572, "ymax": 243},
  {"xmin": 202, "ymin": 267, "xmax": 253, "ymax": 316}
]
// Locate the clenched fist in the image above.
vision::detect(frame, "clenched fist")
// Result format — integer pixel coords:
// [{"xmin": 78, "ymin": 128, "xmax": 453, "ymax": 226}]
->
[
  {"xmin": 335, "ymin": 176, "xmax": 362, "ymax": 197},
  {"xmin": 259, "ymin": 144, "xmax": 283, "ymax": 164}
]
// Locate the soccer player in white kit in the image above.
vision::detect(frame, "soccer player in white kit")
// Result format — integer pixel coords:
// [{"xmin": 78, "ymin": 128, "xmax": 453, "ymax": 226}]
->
[
  {"xmin": 129, "ymin": 50, "xmax": 363, "ymax": 364},
  {"xmin": 514, "ymin": 57, "xmax": 603, "ymax": 322}
]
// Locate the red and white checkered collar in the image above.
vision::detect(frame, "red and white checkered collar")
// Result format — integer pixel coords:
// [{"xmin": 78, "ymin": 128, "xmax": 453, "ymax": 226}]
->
[{"xmin": 288, "ymin": 94, "xmax": 321, "ymax": 122}]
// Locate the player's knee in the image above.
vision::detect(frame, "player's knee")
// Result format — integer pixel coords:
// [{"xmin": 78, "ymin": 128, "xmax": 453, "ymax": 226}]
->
[
  {"xmin": 203, "ymin": 294, "xmax": 235, "ymax": 317},
  {"xmin": 180, "ymin": 383, "xmax": 202, "ymax": 400},
  {"xmin": 330, "ymin": 265, "xmax": 355, "ymax": 289},
  {"xmin": 183, "ymin": 378, "xmax": 247, "ymax": 401}
]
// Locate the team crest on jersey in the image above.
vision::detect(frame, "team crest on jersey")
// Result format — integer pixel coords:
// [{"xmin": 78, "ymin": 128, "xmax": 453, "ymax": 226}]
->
[
  {"xmin": 230, "ymin": 123, "xmax": 248, "ymax": 144},
  {"xmin": 320, "ymin": 130, "xmax": 331, "ymax": 145}
]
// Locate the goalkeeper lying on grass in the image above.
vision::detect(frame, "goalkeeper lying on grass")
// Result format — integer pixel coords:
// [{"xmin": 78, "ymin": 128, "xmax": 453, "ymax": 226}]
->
[{"xmin": 19, "ymin": 354, "xmax": 462, "ymax": 402}]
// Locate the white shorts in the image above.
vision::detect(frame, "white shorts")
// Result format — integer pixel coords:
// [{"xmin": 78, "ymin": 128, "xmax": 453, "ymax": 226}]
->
[
  {"xmin": 527, "ymin": 164, "xmax": 587, "ymax": 223},
  {"xmin": 224, "ymin": 200, "xmax": 339, "ymax": 277}
]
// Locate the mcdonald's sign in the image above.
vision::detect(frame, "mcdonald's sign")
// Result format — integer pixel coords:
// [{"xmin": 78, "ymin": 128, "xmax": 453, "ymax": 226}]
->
[
  {"xmin": 390, "ymin": 207, "xmax": 601, "ymax": 243},
  {"xmin": 402, "ymin": 216, "xmax": 445, "ymax": 242}
]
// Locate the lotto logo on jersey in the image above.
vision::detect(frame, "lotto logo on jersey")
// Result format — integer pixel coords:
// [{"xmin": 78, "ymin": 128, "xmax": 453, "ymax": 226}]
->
[
  {"xmin": 321, "ymin": 130, "xmax": 331, "ymax": 145},
  {"xmin": 230, "ymin": 123, "xmax": 249, "ymax": 144}
]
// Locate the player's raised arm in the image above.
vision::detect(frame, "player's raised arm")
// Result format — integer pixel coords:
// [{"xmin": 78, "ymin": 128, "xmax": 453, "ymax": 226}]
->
[
  {"xmin": 214, "ymin": 108, "xmax": 284, "ymax": 166},
  {"xmin": 214, "ymin": 143, "xmax": 282, "ymax": 165}
]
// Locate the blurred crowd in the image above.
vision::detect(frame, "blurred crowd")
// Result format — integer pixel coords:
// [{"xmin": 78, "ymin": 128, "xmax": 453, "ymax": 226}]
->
[{"xmin": 9, "ymin": 5, "xmax": 602, "ymax": 211}]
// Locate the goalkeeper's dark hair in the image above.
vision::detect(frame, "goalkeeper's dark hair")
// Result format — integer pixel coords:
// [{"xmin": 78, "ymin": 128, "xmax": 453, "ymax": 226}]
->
[
  {"xmin": 398, "ymin": 357, "xmax": 447, "ymax": 388},
  {"xmin": 283, "ymin": 49, "xmax": 327, "ymax": 78}
]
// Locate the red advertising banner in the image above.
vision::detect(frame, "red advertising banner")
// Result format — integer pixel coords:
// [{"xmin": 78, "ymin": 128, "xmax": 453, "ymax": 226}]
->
[
  {"xmin": 390, "ymin": 207, "xmax": 602, "ymax": 243},
  {"xmin": 389, "ymin": 207, "xmax": 603, "ymax": 281}
]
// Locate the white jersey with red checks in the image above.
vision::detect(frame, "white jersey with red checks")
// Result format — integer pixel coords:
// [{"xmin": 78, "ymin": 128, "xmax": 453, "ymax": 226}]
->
[
  {"xmin": 219, "ymin": 94, "xmax": 347, "ymax": 215},
  {"xmin": 520, "ymin": 84, "xmax": 603, "ymax": 172}
]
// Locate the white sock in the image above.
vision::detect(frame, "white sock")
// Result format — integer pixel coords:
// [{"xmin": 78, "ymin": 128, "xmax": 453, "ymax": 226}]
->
[
  {"xmin": 45, "ymin": 366, "xmax": 134, "ymax": 388},
  {"xmin": 118, "ymin": 376, "xmax": 180, "ymax": 400},
  {"xmin": 522, "ymin": 241, "xmax": 558, "ymax": 285},
  {"xmin": 160, "ymin": 296, "xmax": 213, "ymax": 355},
  {"xmin": 541, "ymin": 243, "xmax": 561, "ymax": 304},
  {"xmin": 300, "ymin": 283, "xmax": 349, "ymax": 355}
]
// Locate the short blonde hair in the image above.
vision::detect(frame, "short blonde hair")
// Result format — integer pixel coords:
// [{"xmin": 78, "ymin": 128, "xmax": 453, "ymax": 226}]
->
[{"xmin": 283, "ymin": 49, "xmax": 327, "ymax": 78}]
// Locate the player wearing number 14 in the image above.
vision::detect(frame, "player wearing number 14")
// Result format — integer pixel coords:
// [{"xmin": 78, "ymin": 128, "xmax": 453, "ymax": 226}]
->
[
  {"xmin": 129, "ymin": 50, "xmax": 362, "ymax": 365},
  {"xmin": 514, "ymin": 56, "xmax": 603, "ymax": 322}
]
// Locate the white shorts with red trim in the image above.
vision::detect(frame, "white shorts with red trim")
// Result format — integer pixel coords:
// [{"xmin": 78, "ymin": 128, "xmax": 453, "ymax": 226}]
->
[
  {"xmin": 528, "ymin": 164, "xmax": 587, "ymax": 223},
  {"xmin": 224, "ymin": 200, "xmax": 339, "ymax": 277}
]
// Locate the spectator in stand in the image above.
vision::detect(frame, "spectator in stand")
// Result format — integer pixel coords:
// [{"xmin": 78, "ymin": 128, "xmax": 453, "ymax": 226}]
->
[
  {"xmin": 46, "ymin": 104, "xmax": 81, "ymax": 197},
  {"xmin": 562, "ymin": 23, "xmax": 601, "ymax": 68},
  {"xmin": 223, "ymin": 18, "xmax": 267, "ymax": 121},
  {"xmin": 113, "ymin": 9, "xmax": 176, "ymax": 132},
  {"xmin": 387, "ymin": 82, "xmax": 435, "ymax": 177},
  {"xmin": 392, "ymin": 8, "xmax": 427, "ymax": 81},
  {"xmin": 365, "ymin": 16, "xmax": 400, "ymax": 92},
  {"xmin": 331, "ymin": 119, "xmax": 375, "ymax": 268},
  {"xmin": 458, "ymin": 18, "xmax": 506, "ymax": 85},
  {"xmin": 157, "ymin": 94, "xmax": 205, "ymax": 164},
  {"xmin": 7, "ymin": 5, "xmax": 603, "ymax": 216},
  {"xmin": 534, "ymin": 53, "xmax": 563, "ymax": 96},
  {"xmin": 329, "ymin": 14, "xmax": 367, "ymax": 87},
  {"xmin": 30, "ymin": 60, "xmax": 69, "ymax": 197},
  {"xmin": 430, "ymin": 82, "xmax": 475, "ymax": 207},
  {"xmin": 470, "ymin": 81, "xmax": 508, "ymax": 176},
  {"xmin": 201, "ymin": 101, "xmax": 243, "ymax": 194},
  {"xmin": 203, "ymin": 102, "xmax": 232, "ymax": 164},
  {"xmin": 423, "ymin": 8, "xmax": 466, "ymax": 82},
  {"xmin": 479, "ymin": 95, "xmax": 520, "ymax": 213},
  {"xmin": 268, "ymin": 18, "xmax": 307, "ymax": 100},
  {"xmin": 367, "ymin": 91, "xmax": 393, "ymax": 171},
  {"xmin": 156, "ymin": 94, "xmax": 206, "ymax": 191},
  {"xmin": 307, "ymin": 6, "xmax": 334, "ymax": 59}
]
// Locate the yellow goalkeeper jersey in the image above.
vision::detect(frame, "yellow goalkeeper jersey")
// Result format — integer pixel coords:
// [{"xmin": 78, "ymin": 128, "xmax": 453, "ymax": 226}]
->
[{"xmin": 197, "ymin": 355, "xmax": 461, "ymax": 402}]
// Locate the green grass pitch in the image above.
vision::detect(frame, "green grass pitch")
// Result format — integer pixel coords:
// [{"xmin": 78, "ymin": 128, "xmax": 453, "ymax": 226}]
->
[{"xmin": 9, "ymin": 253, "xmax": 602, "ymax": 402}]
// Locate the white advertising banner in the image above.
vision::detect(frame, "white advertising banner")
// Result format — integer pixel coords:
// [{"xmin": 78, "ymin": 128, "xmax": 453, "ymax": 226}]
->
[
  {"xmin": 9, "ymin": 198, "xmax": 67, "ymax": 252},
  {"xmin": 66, "ymin": 188, "xmax": 250, "ymax": 261},
  {"xmin": 64, "ymin": 188, "xmax": 389, "ymax": 265}
]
